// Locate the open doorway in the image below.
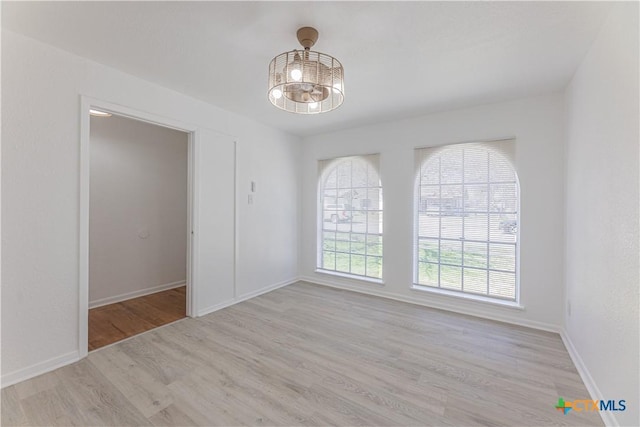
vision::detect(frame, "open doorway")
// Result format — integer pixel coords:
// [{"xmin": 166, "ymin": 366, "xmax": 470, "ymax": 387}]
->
[{"xmin": 87, "ymin": 111, "xmax": 189, "ymax": 351}]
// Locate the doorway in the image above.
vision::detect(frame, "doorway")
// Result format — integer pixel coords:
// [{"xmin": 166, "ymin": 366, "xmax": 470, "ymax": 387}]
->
[{"xmin": 85, "ymin": 109, "xmax": 191, "ymax": 351}]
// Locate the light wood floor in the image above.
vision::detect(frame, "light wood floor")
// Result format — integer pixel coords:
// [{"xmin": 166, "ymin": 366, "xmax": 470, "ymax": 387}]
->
[
  {"xmin": 89, "ymin": 286, "xmax": 186, "ymax": 351},
  {"xmin": 2, "ymin": 282, "xmax": 602, "ymax": 426}
]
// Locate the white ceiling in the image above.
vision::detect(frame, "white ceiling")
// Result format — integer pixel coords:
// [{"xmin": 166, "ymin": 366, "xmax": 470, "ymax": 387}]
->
[{"xmin": 3, "ymin": 1, "xmax": 612, "ymax": 137}]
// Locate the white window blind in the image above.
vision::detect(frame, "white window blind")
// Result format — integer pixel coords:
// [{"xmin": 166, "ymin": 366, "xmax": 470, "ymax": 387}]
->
[
  {"xmin": 318, "ymin": 155, "xmax": 383, "ymax": 279},
  {"xmin": 414, "ymin": 140, "xmax": 519, "ymax": 300}
]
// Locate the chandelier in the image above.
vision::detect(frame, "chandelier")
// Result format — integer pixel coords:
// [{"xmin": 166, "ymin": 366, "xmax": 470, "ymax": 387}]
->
[{"xmin": 268, "ymin": 27, "xmax": 344, "ymax": 114}]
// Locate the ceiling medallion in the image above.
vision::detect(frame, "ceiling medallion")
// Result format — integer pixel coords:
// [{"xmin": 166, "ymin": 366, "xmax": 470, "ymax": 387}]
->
[{"xmin": 268, "ymin": 27, "xmax": 344, "ymax": 114}]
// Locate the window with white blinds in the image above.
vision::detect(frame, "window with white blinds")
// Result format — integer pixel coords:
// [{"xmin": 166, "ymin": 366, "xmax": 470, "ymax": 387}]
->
[
  {"xmin": 414, "ymin": 140, "xmax": 519, "ymax": 301},
  {"xmin": 318, "ymin": 155, "xmax": 383, "ymax": 280}
]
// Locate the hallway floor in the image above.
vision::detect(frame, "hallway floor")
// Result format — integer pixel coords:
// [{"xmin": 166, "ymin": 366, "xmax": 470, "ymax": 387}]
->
[{"xmin": 88, "ymin": 286, "xmax": 186, "ymax": 351}]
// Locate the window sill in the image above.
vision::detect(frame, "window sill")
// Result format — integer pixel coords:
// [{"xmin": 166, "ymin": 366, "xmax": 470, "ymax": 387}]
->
[
  {"xmin": 315, "ymin": 269, "xmax": 385, "ymax": 285},
  {"xmin": 411, "ymin": 284, "xmax": 524, "ymax": 310}
]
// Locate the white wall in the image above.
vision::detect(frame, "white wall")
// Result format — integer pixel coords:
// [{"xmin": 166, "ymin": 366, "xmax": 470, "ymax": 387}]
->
[
  {"xmin": 301, "ymin": 94, "xmax": 566, "ymax": 331},
  {"xmin": 1, "ymin": 30, "xmax": 300, "ymax": 384},
  {"xmin": 235, "ymin": 136, "xmax": 300, "ymax": 298},
  {"xmin": 89, "ymin": 115, "xmax": 188, "ymax": 307},
  {"xmin": 564, "ymin": 4, "xmax": 639, "ymax": 426}
]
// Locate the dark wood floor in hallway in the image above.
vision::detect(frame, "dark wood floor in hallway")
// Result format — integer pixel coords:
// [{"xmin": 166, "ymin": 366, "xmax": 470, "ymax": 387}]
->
[
  {"xmin": 3, "ymin": 282, "xmax": 601, "ymax": 426},
  {"xmin": 88, "ymin": 286, "xmax": 186, "ymax": 351}
]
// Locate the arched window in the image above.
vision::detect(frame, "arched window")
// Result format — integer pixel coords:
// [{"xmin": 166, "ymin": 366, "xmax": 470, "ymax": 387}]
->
[
  {"xmin": 318, "ymin": 155, "xmax": 382, "ymax": 280},
  {"xmin": 415, "ymin": 141, "xmax": 519, "ymax": 301}
]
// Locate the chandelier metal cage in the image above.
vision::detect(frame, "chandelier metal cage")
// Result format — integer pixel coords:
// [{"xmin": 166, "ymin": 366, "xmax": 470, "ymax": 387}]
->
[{"xmin": 268, "ymin": 27, "xmax": 344, "ymax": 114}]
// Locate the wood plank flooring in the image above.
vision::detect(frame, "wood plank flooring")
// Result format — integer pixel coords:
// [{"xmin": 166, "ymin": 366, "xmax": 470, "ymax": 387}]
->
[
  {"xmin": 2, "ymin": 282, "xmax": 602, "ymax": 426},
  {"xmin": 88, "ymin": 286, "xmax": 186, "ymax": 351}
]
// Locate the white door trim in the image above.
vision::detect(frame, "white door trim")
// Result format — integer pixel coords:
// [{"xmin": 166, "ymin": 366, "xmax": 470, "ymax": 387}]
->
[{"xmin": 79, "ymin": 96, "xmax": 199, "ymax": 358}]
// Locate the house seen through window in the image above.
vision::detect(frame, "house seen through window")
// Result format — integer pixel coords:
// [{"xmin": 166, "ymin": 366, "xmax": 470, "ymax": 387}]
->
[
  {"xmin": 318, "ymin": 155, "xmax": 383, "ymax": 280},
  {"xmin": 415, "ymin": 141, "xmax": 519, "ymax": 301}
]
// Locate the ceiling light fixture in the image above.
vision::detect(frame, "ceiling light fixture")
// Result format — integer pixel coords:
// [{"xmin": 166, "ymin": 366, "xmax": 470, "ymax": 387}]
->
[
  {"xmin": 268, "ymin": 27, "xmax": 344, "ymax": 114},
  {"xmin": 89, "ymin": 109, "xmax": 112, "ymax": 117}
]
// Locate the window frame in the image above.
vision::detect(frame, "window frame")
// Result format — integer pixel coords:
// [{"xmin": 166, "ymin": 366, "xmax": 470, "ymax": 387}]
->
[
  {"xmin": 316, "ymin": 155, "xmax": 383, "ymax": 282},
  {"xmin": 413, "ymin": 142, "xmax": 521, "ymax": 303}
]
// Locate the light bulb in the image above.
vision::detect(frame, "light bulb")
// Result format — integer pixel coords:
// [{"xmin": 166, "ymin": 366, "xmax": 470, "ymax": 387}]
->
[
  {"xmin": 272, "ymin": 89, "xmax": 283, "ymax": 99},
  {"xmin": 309, "ymin": 102, "xmax": 318, "ymax": 109},
  {"xmin": 290, "ymin": 69, "xmax": 302, "ymax": 81}
]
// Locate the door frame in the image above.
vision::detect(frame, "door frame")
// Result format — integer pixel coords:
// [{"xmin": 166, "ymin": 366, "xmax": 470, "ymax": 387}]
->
[{"xmin": 79, "ymin": 96, "xmax": 199, "ymax": 358}]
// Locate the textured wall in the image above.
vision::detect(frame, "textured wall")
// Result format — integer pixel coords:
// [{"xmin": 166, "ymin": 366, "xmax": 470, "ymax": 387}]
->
[{"xmin": 564, "ymin": 4, "xmax": 639, "ymax": 426}]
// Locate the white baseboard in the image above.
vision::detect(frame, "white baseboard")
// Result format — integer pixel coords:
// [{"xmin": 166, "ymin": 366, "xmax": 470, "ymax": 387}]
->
[
  {"xmin": 560, "ymin": 329, "xmax": 616, "ymax": 427},
  {"xmin": 89, "ymin": 280, "xmax": 186, "ymax": 309},
  {"xmin": 1, "ymin": 350, "xmax": 80, "ymax": 389},
  {"xmin": 197, "ymin": 277, "xmax": 298, "ymax": 317},
  {"xmin": 299, "ymin": 275, "xmax": 560, "ymax": 333}
]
